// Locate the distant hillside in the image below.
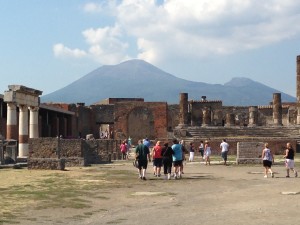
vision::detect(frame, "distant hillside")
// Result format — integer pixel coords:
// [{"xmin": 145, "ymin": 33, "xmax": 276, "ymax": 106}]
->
[{"xmin": 41, "ymin": 59, "xmax": 296, "ymax": 106}]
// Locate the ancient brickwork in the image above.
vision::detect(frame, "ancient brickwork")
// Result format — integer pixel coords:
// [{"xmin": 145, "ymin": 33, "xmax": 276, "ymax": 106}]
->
[
  {"xmin": 114, "ymin": 102, "xmax": 167, "ymax": 144},
  {"xmin": 91, "ymin": 105, "xmax": 114, "ymax": 124},
  {"xmin": 28, "ymin": 138, "xmax": 122, "ymax": 169}
]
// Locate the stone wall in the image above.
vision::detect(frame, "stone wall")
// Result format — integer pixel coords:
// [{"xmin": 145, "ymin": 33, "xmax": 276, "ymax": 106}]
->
[
  {"xmin": 28, "ymin": 138, "xmax": 122, "ymax": 169},
  {"xmin": 237, "ymin": 142, "xmax": 264, "ymax": 164}
]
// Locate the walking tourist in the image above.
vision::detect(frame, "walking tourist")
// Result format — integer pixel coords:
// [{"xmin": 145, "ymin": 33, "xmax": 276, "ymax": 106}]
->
[
  {"xmin": 172, "ymin": 139, "xmax": 183, "ymax": 179},
  {"xmin": 199, "ymin": 140, "xmax": 204, "ymax": 159},
  {"xmin": 262, "ymin": 143, "xmax": 274, "ymax": 178},
  {"xmin": 189, "ymin": 142, "xmax": 195, "ymax": 162},
  {"xmin": 220, "ymin": 139, "xmax": 229, "ymax": 165},
  {"xmin": 283, "ymin": 142, "xmax": 298, "ymax": 178},
  {"xmin": 180, "ymin": 140, "xmax": 187, "ymax": 174},
  {"xmin": 204, "ymin": 140, "xmax": 211, "ymax": 165},
  {"xmin": 161, "ymin": 142, "xmax": 174, "ymax": 180},
  {"xmin": 120, "ymin": 140, "xmax": 127, "ymax": 160},
  {"xmin": 152, "ymin": 141, "xmax": 163, "ymax": 177},
  {"xmin": 135, "ymin": 139, "xmax": 151, "ymax": 180}
]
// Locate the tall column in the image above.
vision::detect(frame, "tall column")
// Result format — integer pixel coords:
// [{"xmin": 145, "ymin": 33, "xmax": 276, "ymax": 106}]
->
[
  {"xmin": 178, "ymin": 93, "xmax": 188, "ymax": 127},
  {"xmin": 18, "ymin": 104, "xmax": 29, "ymax": 157},
  {"xmin": 273, "ymin": 93, "xmax": 282, "ymax": 126},
  {"xmin": 297, "ymin": 55, "xmax": 300, "ymax": 124},
  {"xmin": 7, "ymin": 103, "xmax": 18, "ymax": 140},
  {"xmin": 29, "ymin": 106, "xmax": 39, "ymax": 138},
  {"xmin": 248, "ymin": 106, "xmax": 258, "ymax": 127}
]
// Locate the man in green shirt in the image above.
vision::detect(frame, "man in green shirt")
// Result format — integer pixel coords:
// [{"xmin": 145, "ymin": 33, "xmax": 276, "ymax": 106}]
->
[{"xmin": 135, "ymin": 139, "xmax": 151, "ymax": 180}]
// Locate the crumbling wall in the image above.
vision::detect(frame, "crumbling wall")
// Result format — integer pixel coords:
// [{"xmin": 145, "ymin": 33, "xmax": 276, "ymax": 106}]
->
[{"xmin": 28, "ymin": 138, "xmax": 122, "ymax": 169}]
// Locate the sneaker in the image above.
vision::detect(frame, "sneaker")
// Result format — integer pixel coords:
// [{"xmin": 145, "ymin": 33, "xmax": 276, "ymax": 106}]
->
[
  {"xmin": 158, "ymin": 174, "xmax": 161, "ymax": 177},
  {"xmin": 142, "ymin": 177, "xmax": 147, "ymax": 180},
  {"xmin": 167, "ymin": 174, "xmax": 171, "ymax": 180},
  {"xmin": 271, "ymin": 173, "xmax": 274, "ymax": 178},
  {"xmin": 174, "ymin": 175, "xmax": 177, "ymax": 179},
  {"xmin": 295, "ymin": 172, "xmax": 298, "ymax": 178},
  {"xmin": 264, "ymin": 175, "xmax": 267, "ymax": 178},
  {"xmin": 139, "ymin": 176, "xmax": 142, "ymax": 180},
  {"xmin": 286, "ymin": 175, "xmax": 290, "ymax": 178}
]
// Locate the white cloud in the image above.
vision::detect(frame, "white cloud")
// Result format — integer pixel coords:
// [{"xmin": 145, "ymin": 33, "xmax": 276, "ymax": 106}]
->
[
  {"xmin": 83, "ymin": 2, "xmax": 103, "ymax": 13},
  {"xmin": 56, "ymin": 0, "xmax": 300, "ymax": 66},
  {"xmin": 53, "ymin": 43, "xmax": 87, "ymax": 58}
]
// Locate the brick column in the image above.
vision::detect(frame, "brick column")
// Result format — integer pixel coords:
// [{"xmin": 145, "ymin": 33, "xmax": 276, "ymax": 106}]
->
[
  {"xmin": 178, "ymin": 93, "xmax": 188, "ymax": 127},
  {"xmin": 18, "ymin": 104, "xmax": 29, "ymax": 157},
  {"xmin": 248, "ymin": 106, "xmax": 258, "ymax": 127},
  {"xmin": 297, "ymin": 55, "xmax": 300, "ymax": 124},
  {"xmin": 273, "ymin": 93, "xmax": 282, "ymax": 126},
  {"xmin": 29, "ymin": 106, "xmax": 39, "ymax": 138},
  {"xmin": 6, "ymin": 103, "xmax": 18, "ymax": 140}
]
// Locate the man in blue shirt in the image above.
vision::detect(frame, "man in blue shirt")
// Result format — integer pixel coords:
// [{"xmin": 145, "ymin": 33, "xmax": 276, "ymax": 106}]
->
[{"xmin": 171, "ymin": 139, "xmax": 183, "ymax": 179}]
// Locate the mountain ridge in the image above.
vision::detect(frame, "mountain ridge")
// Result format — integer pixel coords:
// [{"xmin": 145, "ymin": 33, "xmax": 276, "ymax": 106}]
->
[{"xmin": 41, "ymin": 59, "xmax": 296, "ymax": 106}]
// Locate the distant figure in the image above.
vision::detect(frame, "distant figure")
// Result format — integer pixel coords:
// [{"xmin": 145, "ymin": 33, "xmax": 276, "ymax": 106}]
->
[
  {"xmin": 143, "ymin": 138, "xmax": 151, "ymax": 148},
  {"xmin": 262, "ymin": 143, "xmax": 274, "ymax": 178},
  {"xmin": 220, "ymin": 139, "xmax": 229, "ymax": 165},
  {"xmin": 189, "ymin": 142, "xmax": 195, "ymax": 162},
  {"xmin": 135, "ymin": 139, "xmax": 151, "ymax": 180},
  {"xmin": 104, "ymin": 130, "xmax": 108, "ymax": 139},
  {"xmin": 120, "ymin": 140, "xmax": 127, "ymax": 160},
  {"xmin": 204, "ymin": 140, "xmax": 211, "ymax": 165},
  {"xmin": 283, "ymin": 142, "xmax": 298, "ymax": 178},
  {"xmin": 199, "ymin": 141, "xmax": 204, "ymax": 158}
]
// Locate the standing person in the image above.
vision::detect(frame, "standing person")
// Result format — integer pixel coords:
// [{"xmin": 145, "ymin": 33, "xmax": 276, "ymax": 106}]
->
[
  {"xmin": 204, "ymin": 140, "xmax": 211, "ymax": 165},
  {"xmin": 120, "ymin": 140, "xmax": 127, "ymax": 160},
  {"xmin": 172, "ymin": 139, "xmax": 183, "ymax": 179},
  {"xmin": 179, "ymin": 140, "xmax": 187, "ymax": 174},
  {"xmin": 199, "ymin": 141, "xmax": 204, "ymax": 159},
  {"xmin": 220, "ymin": 139, "xmax": 229, "ymax": 165},
  {"xmin": 189, "ymin": 142, "xmax": 195, "ymax": 162},
  {"xmin": 143, "ymin": 138, "xmax": 151, "ymax": 148},
  {"xmin": 262, "ymin": 143, "xmax": 274, "ymax": 178},
  {"xmin": 135, "ymin": 139, "xmax": 151, "ymax": 180},
  {"xmin": 161, "ymin": 143, "xmax": 174, "ymax": 180},
  {"xmin": 152, "ymin": 141, "xmax": 163, "ymax": 177},
  {"xmin": 283, "ymin": 142, "xmax": 298, "ymax": 178}
]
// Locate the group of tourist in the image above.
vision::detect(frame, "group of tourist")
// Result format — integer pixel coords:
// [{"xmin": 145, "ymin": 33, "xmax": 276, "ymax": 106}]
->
[
  {"xmin": 262, "ymin": 142, "xmax": 298, "ymax": 178},
  {"xmin": 131, "ymin": 137, "xmax": 297, "ymax": 180},
  {"xmin": 133, "ymin": 138, "xmax": 230, "ymax": 180}
]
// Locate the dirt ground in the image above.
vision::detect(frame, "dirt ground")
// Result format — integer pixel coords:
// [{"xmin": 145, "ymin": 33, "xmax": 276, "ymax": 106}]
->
[{"xmin": 1, "ymin": 156, "xmax": 300, "ymax": 225}]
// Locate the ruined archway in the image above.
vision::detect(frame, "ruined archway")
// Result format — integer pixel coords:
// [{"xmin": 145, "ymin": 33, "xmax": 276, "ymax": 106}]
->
[{"xmin": 127, "ymin": 107, "xmax": 154, "ymax": 142}]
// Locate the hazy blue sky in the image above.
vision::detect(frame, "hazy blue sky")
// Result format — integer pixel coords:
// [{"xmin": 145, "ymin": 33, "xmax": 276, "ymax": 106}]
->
[{"xmin": 1, "ymin": 0, "xmax": 300, "ymax": 97}]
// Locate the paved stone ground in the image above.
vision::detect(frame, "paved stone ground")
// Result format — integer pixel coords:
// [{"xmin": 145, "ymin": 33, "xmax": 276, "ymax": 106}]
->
[{"xmin": 18, "ymin": 157, "xmax": 300, "ymax": 225}]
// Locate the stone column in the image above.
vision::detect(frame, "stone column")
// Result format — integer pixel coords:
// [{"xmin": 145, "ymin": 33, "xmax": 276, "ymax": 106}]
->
[
  {"xmin": 297, "ymin": 55, "xmax": 300, "ymax": 124},
  {"xmin": 225, "ymin": 113, "xmax": 235, "ymax": 127},
  {"xmin": 248, "ymin": 106, "xmax": 258, "ymax": 127},
  {"xmin": 6, "ymin": 103, "xmax": 18, "ymax": 140},
  {"xmin": 178, "ymin": 93, "xmax": 188, "ymax": 127},
  {"xmin": 202, "ymin": 107, "xmax": 211, "ymax": 127},
  {"xmin": 273, "ymin": 93, "xmax": 282, "ymax": 126},
  {"xmin": 18, "ymin": 105, "xmax": 29, "ymax": 157},
  {"xmin": 29, "ymin": 106, "xmax": 39, "ymax": 138}
]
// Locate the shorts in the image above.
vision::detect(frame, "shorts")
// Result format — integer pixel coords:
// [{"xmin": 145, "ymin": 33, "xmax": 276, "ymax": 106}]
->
[
  {"xmin": 221, "ymin": 151, "xmax": 228, "ymax": 161},
  {"xmin": 285, "ymin": 159, "xmax": 295, "ymax": 169},
  {"xmin": 263, "ymin": 160, "xmax": 272, "ymax": 168},
  {"xmin": 173, "ymin": 160, "xmax": 183, "ymax": 167},
  {"xmin": 138, "ymin": 159, "xmax": 148, "ymax": 170},
  {"xmin": 154, "ymin": 158, "xmax": 163, "ymax": 167}
]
